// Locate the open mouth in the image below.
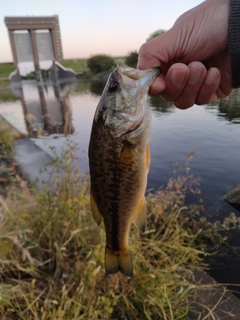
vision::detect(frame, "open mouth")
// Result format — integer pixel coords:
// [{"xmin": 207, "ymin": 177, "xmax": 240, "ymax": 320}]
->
[{"xmin": 117, "ymin": 59, "xmax": 161, "ymax": 82}]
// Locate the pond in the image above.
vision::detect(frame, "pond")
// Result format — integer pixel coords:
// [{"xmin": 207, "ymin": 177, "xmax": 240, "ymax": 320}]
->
[
  {"xmin": 1, "ymin": 80, "xmax": 240, "ymax": 216},
  {"xmin": 0, "ymin": 79, "xmax": 240, "ymax": 291}
]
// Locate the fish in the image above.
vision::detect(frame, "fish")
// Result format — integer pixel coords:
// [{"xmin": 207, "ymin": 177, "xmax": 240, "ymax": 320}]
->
[{"xmin": 88, "ymin": 59, "xmax": 161, "ymax": 278}]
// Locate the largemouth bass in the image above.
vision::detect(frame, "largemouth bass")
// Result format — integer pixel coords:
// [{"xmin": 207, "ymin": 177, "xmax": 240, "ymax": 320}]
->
[{"xmin": 88, "ymin": 60, "xmax": 160, "ymax": 278}]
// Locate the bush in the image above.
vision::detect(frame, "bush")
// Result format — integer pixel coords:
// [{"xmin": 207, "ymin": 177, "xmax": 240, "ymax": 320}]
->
[
  {"xmin": 87, "ymin": 54, "xmax": 115, "ymax": 74},
  {"xmin": 147, "ymin": 29, "xmax": 167, "ymax": 41},
  {"xmin": 125, "ymin": 51, "xmax": 138, "ymax": 68}
]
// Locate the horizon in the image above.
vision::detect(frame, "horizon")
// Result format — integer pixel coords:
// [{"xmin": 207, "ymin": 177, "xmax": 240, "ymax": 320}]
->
[{"xmin": 0, "ymin": 0, "xmax": 202, "ymax": 63}]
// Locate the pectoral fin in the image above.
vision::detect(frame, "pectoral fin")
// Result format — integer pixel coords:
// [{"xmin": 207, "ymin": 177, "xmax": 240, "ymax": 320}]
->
[
  {"xmin": 134, "ymin": 198, "xmax": 147, "ymax": 234},
  {"xmin": 90, "ymin": 191, "xmax": 102, "ymax": 226}
]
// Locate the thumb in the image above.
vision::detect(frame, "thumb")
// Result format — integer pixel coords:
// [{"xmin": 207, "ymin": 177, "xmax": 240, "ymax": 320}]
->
[{"xmin": 137, "ymin": 31, "xmax": 174, "ymax": 70}]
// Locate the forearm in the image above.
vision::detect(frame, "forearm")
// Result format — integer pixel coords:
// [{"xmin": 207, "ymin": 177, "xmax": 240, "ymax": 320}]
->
[{"xmin": 229, "ymin": 0, "xmax": 240, "ymax": 88}]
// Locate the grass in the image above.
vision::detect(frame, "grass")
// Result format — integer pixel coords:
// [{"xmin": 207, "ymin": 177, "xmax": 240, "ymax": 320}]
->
[
  {"xmin": 0, "ymin": 63, "xmax": 15, "ymax": 79},
  {"xmin": 0, "ymin": 123, "xmax": 16, "ymax": 151},
  {"xmin": 0, "ymin": 133, "xmax": 239, "ymax": 319},
  {"xmin": 0, "ymin": 87, "xmax": 20, "ymax": 101},
  {"xmin": 60, "ymin": 59, "xmax": 89, "ymax": 74},
  {"xmin": 0, "ymin": 122, "xmax": 26, "ymax": 195}
]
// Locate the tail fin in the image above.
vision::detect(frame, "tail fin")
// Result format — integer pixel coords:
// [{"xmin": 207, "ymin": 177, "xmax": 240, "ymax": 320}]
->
[{"xmin": 105, "ymin": 246, "xmax": 133, "ymax": 279}]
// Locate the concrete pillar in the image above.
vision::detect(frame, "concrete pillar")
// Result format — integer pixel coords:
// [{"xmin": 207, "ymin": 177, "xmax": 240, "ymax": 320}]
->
[
  {"xmin": 8, "ymin": 30, "xmax": 18, "ymax": 66},
  {"xmin": 30, "ymin": 29, "xmax": 41, "ymax": 81},
  {"xmin": 37, "ymin": 85, "xmax": 49, "ymax": 130},
  {"xmin": 51, "ymin": 28, "xmax": 59, "ymax": 61}
]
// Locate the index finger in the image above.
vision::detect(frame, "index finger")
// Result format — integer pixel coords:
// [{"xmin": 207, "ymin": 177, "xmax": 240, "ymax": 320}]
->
[{"xmin": 137, "ymin": 41, "xmax": 162, "ymax": 70}]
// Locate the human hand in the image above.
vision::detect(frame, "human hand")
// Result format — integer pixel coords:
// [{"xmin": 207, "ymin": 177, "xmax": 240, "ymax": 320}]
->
[{"xmin": 137, "ymin": 0, "xmax": 233, "ymax": 109}]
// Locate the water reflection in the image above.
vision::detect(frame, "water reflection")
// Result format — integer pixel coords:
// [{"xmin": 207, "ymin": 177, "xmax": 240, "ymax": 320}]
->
[
  {"xmin": 6, "ymin": 81, "xmax": 240, "ymax": 141},
  {"xmin": 11, "ymin": 81, "xmax": 75, "ymax": 137},
  {"xmin": 218, "ymin": 89, "xmax": 240, "ymax": 123},
  {"xmin": 6, "ymin": 81, "xmax": 240, "ymax": 138},
  {"xmin": 149, "ymin": 95, "xmax": 175, "ymax": 115},
  {"xmin": 90, "ymin": 79, "xmax": 106, "ymax": 96}
]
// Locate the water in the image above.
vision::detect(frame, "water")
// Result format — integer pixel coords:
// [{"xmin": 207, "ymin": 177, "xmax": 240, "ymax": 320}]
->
[
  {"xmin": 1, "ymin": 81, "xmax": 240, "ymax": 216},
  {"xmin": 1, "ymin": 80, "xmax": 240, "ymax": 291}
]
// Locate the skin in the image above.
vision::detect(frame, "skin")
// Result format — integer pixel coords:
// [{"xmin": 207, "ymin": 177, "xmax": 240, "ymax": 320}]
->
[{"xmin": 137, "ymin": 0, "xmax": 232, "ymax": 109}]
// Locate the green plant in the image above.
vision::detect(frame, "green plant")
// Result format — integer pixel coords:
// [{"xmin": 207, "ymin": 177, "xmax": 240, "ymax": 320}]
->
[
  {"xmin": 147, "ymin": 29, "xmax": 167, "ymax": 41},
  {"xmin": 0, "ymin": 124, "xmax": 16, "ymax": 151},
  {"xmin": 125, "ymin": 51, "xmax": 138, "ymax": 68},
  {"xmin": 87, "ymin": 54, "xmax": 115, "ymax": 74},
  {"xmin": 0, "ymin": 62, "xmax": 15, "ymax": 78}
]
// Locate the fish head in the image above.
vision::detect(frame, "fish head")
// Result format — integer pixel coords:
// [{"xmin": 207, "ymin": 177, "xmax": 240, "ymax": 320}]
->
[{"xmin": 94, "ymin": 60, "xmax": 161, "ymax": 141}]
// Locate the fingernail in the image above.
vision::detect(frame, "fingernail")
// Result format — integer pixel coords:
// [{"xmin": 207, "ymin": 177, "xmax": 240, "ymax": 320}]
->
[
  {"xmin": 170, "ymin": 69, "xmax": 188, "ymax": 86},
  {"xmin": 188, "ymin": 70, "xmax": 201, "ymax": 84},
  {"xmin": 204, "ymin": 68, "xmax": 219, "ymax": 85}
]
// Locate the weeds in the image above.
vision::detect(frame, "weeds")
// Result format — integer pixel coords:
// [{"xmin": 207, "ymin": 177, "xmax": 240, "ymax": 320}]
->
[
  {"xmin": 0, "ymin": 123, "xmax": 17, "ymax": 151},
  {"xmin": 0, "ymin": 122, "xmax": 26, "ymax": 196},
  {"xmin": 0, "ymin": 141, "xmax": 238, "ymax": 319}
]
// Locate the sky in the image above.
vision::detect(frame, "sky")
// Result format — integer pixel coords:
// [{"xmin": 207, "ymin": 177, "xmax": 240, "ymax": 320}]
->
[{"xmin": 0, "ymin": 0, "xmax": 203, "ymax": 63}]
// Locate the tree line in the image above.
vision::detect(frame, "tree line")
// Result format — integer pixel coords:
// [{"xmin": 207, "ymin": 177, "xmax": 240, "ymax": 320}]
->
[{"xmin": 87, "ymin": 29, "xmax": 166, "ymax": 74}]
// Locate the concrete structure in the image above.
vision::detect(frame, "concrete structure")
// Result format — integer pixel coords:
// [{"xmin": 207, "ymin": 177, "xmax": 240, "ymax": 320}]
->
[{"xmin": 5, "ymin": 16, "xmax": 63, "ymax": 81}]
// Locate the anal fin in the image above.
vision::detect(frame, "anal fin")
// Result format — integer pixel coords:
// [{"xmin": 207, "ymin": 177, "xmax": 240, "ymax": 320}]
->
[
  {"xmin": 90, "ymin": 191, "xmax": 102, "ymax": 226},
  {"xmin": 134, "ymin": 198, "xmax": 147, "ymax": 234}
]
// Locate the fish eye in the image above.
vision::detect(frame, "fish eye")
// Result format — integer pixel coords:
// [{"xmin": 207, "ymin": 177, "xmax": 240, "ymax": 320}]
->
[{"xmin": 108, "ymin": 81, "xmax": 119, "ymax": 94}]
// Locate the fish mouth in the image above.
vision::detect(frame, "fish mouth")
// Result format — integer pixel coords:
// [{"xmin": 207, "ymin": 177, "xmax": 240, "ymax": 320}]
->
[{"xmin": 117, "ymin": 59, "xmax": 161, "ymax": 86}]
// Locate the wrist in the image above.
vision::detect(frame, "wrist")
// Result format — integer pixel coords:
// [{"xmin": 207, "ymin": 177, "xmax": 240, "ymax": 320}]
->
[{"xmin": 229, "ymin": 0, "xmax": 240, "ymax": 87}]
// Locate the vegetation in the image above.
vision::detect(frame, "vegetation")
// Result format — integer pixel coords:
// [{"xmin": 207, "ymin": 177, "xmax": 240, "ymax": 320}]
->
[
  {"xmin": 0, "ymin": 131, "xmax": 238, "ymax": 319},
  {"xmin": 147, "ymin": 29, "xmax": 167, "ymax": 41},
  {"xmin": 61, "ymin": 59, "xmax": 88, "ymax": 74},
  {"xmin": 124, "ymin": 51, "xmax": 138, "ymax": 68},
  {"xmin": 0, "ymin": 122, "xmax": 25, "ymax": 195},
  {"xmin": 87, "ymin": 54, "xmax": 115, "ymax": 74},
  {"xmin": 21, "ymin": 71, "xmax": 36, "ymax": 80},
  {"xmin": 0, "ymin": 62, "xmax": 15, "ymax": 79},
  {"xmin": 0, "ymin": 87, "xmax": 19, "ymax": 101},
  {"xmin": 0, "ymin": 123, "xmax": 16, "ymax": 151}
]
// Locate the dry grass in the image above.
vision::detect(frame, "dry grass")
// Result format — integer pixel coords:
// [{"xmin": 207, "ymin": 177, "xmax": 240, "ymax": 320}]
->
[{"xmin": 0, "ymin": 142, "xmax": 238, "ymax": 319}]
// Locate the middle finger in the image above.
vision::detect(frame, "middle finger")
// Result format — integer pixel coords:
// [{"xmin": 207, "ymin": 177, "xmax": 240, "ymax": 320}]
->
[{"xmin": 174, "ymin": 62, "xmax": 207, "ymax": 109}]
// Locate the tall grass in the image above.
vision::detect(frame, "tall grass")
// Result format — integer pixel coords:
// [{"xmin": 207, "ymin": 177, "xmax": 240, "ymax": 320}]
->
[{"xmin": 0, "ymin": 142, "xmax": 235, "ymax": 319}]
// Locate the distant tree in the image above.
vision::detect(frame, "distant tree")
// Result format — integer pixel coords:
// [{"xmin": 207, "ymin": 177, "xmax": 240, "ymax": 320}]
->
[
  {"xmin": 146, "ymin": 29, "xmax": 167, "ymax": 42},
  {"xmin": 125, "ymin": 51, "xmax": 138, "ymax": 68},
  {"xmin": 87, "ymin": 54, "xmax": 115, "ymax": 74}
]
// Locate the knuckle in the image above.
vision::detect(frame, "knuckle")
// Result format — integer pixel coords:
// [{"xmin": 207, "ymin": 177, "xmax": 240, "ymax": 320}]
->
[{"xmin": 138, "ymin": 43, "xmax": 150, "ymax": 58}]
